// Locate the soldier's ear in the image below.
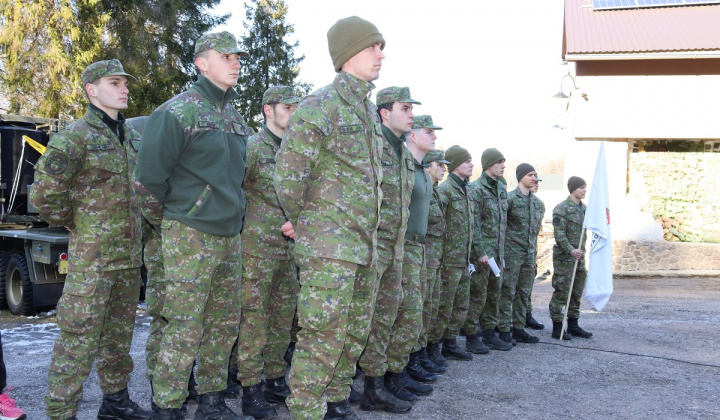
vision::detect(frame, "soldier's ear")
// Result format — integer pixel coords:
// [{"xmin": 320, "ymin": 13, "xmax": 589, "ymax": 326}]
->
[
  {"xmin": 195, "ymin": 56, "xmax": 209, "ymax": 74},
  {"xmin": 85, "ymin": 83, "xmax": 96, "ymax": 99}
]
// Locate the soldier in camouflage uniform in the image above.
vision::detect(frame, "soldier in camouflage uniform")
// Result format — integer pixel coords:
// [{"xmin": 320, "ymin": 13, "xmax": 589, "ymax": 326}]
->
[
  {"xmin": 273, "ymin": 17, "xmax": 386, "ymax": 420},
  {"xmin": 498, "ymin": 163, "xmax": 541, "ymax": 344},
  {"xmin": 134, "ymin": 32, "xmax": 253, "ymax": 420},
  {"xmin": 427, "ymin": 146, "xmax": 474, "ymax": 362},
  {"xmin": 31, "ymin": 60, "xmax": 153, "ymax": 420},
  {"xmin": 464, "ymin": 148, "xmax": 513, "ymax": 352},
  {"xmin": 235, "ymin": 86, "xmax": 300, "ymax": 419},
  {"xmin": 357, "ymin": 87, "xmax": 417, "ymax": 414},
  {"xmin": 525, "ymin": 176, "xmax": 546, "ymax": 330},
  {"xmin": 550, "ymin": 176, "xmax": 594, "ymax": 340},
  {"xmin": 421, "ymin": 150, "xmax": 450, "ymax": 371}
]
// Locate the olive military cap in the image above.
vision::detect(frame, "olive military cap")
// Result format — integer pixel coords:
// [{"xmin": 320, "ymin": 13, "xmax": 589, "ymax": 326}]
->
[
  {"xmin": 424, "ymin": 149, "xmax": 450, "ymax": 165},
  {"xmin": 376, "ymin": 86, "xmax": 421, "ymax": 107},
  {"xmin": 82, "ymin": 59, "xmax": 136, "ymax": 85},
  {"xmin": 195, "ymin": 31, "xmax": 249, "ymax": 58},
  {"xmin": 412, "ymin": 115, "xmax": 443, "ymax": 130},
  {"xmin": 262, "ymin": 86, "xmax": 301, "ymax": 105}
]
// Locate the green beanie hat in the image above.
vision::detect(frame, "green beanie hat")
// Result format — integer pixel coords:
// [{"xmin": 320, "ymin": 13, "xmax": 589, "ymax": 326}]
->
[
  {"xmin": 568, "ymin": 176, "xmax": 586, "ymax": 193},
  {"xmin": 481, "ymin": 148, "xmax": 505, "ymax": 170},
  {"xmin": 327, "ymin": 16, "xmax": 385, "ymax": 73},
  {"xmin": 445, "ymin": 145, "xmax": 471, "ymax": 173}
]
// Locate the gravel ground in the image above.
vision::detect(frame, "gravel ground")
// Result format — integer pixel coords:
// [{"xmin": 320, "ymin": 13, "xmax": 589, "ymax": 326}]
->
[{"xmin": 2, "ymin": 276, "xmax": 719, "ymax": 420}]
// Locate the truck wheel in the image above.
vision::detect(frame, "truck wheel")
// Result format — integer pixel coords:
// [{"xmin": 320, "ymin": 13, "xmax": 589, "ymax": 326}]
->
[
  {"xmin": 0, "ymin": 251, "xmax": 8, "ymax": 309},
  {"xmin": 6, "ymin": 253, "xmax": 33, "ymax": 316}
]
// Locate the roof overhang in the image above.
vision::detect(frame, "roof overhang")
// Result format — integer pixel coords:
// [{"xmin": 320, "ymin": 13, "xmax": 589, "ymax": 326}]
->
[{"xmin": 566, "ymin": 50, "xmax": 720, "ymax": 61}]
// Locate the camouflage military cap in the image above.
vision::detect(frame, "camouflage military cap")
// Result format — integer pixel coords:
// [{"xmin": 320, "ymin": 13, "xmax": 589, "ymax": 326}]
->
[
  {"xmin": 376, "ymin": 86, "xmax": 421, "ymax": 107},
  {"xmin": 82, "ymin": 59, "xmax": 136, "ymax": 85},
  {"xmin": 195, "ymin": 31, "xmax": 249, "ymax": 57},
  {"xmin": 262, "ymin": 86, "xmax": 301, "ymax": 105},
  {"xmin": 424, "ymin": 149, "xmax": 450, "ymax": 165},
  {"xmin": 412, "ymin": 115, "xmax": 443, "ymax": 130}
]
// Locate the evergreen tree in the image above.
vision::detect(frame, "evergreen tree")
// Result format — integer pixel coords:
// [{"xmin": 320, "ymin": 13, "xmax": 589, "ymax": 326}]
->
[{"xmin": 237, "ymin": 0, "xmax": 310, "ymax": 130}]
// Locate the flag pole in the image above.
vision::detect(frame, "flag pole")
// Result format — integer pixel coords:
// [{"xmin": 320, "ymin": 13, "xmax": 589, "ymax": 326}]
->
[{"xmin": 559, "ymin": 228, "xmax": 585, "ymax": 341}]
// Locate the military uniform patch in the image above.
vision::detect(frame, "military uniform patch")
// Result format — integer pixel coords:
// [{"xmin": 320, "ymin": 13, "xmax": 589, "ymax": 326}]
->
[
  {"xmin": 553, "ymin": 216, "xmax": 560, "ymax": 223},
  {"xmin": 339, "ymin": 124, "xmax": 363, "ymax": 134},
  {"xmin": 45, "ymin": 152, "xmax": 69, "ymax": 175}
]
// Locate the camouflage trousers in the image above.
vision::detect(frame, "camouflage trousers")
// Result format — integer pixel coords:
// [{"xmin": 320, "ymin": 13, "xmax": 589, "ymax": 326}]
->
[
  {"xmin": 497, "ymin": 255, "xmax": 535, "ymax": 332},
  {"xmin": 144, "ymin": 228, "xmax": 165, "ymax": 382},
  {"xmin": 235, "ymin": 254, "xmax": 299, "ymax": 386},
  {"xmin": 428, "ymin": 265, "xmax": 470, "ymax": 342},
  {"xmin": 152, "ymin": 219, "xmax": 241, "ymax": 409},
  {"xmin": 418, "ymin": 264, "xmax": 442, "ymax": 348},
  {"xmin": 476, "ymin": 253, "xmax": 504, "ymax": 332},
  {"xmin": 395, "ymin": 241, "xmax": 424, "ymax": 361},
  {"xmin": 287, "ymin": 255, "xmax": 378, "ymax": 420},
  {"xmin": 45, "ymin": 267, "xmax": 141, "ymax": 420},
  {"xmin": 359, "ymin": 258, "xmax": 403, "ymax": 377},
  {"xmin": 549, "ymin": 256, "xmax": 587, "ymax": 322}
]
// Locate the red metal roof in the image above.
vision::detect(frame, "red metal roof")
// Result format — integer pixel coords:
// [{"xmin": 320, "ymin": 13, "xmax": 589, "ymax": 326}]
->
[{"xmin": 564, "ymin": 0, "xmax": 720, "ymax": 56}]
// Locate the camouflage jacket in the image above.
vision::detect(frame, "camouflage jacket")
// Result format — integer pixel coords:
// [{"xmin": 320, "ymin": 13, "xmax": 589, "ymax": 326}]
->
[
  {"xmin": 241, "ymin": 125, "xmax": 292, "ymax": 260},
  {"xmin": 274, "ymin": 72, "xmax": 383, "ymax": 266},
  {"xmin": 376, "ymin": 124, "xmax": 414, "ymax": 266},
  {"xmin": 552, "ymin": 196, "xmax": 587, "ymax": 261},
  {"xmin": 426, "ymin": 183, "xmax": 447, "ymax": 269},
  {"xmin": 30, "ymin": 106, "xmax": 143, "ymax": 272},
  {"xmin": 469, "ymin": 172, "xmax": 508, "ymax": 262},
  {"xmin": 437, "ymin": 174, "xmax": 473, "ymax": 268},
  {"xmin": 504, "ymin": 187, "xmax": 542, "ymax": 259},
  {"xmin": 134, "ymin": 75, "xmax": 251, "ymax": 237},
  {"xmin": 533, "ymin": 196, "xmax": 546, "ymax": 258}
]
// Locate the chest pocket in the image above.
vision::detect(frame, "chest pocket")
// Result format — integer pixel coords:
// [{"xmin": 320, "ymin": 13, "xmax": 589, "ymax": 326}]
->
[
  {"xmin": 86, "ymin": 142, "xmax": 125, "ymax": 174},
  {"xmin": 450, "ymin": 197, "xmax": 467, "ymax": 216}
]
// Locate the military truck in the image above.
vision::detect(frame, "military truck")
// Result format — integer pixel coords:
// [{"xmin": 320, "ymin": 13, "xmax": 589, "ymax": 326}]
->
[{"xmin": 0, "ymin": 114, "xmax": 70, "ymax": 315}]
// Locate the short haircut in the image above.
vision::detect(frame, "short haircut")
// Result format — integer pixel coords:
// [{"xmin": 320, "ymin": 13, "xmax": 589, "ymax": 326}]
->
[
  {"xmin": 377, "ymin": 102, "xmax": 393, "ymax": 121},
  {"xmin": 262, "ymin": 102, "xmax": 278, "ymax": 124}
]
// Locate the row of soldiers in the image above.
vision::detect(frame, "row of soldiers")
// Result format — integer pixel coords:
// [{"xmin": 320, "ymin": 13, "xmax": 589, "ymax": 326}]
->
[{"xmin": 26, "ymin": 15, "xmax": 593, "ymax": 420}]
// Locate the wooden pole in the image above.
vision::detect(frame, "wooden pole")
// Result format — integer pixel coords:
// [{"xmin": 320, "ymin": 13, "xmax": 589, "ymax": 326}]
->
[{"xmin": 559, "ymin": 228, "xmax": 585, "ymax": 341}]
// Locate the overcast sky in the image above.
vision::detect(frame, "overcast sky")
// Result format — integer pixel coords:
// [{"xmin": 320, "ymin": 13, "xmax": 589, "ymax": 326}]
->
[{"xmin": 214, "ymin": 0, "xmax": 569, "ymax": 176}]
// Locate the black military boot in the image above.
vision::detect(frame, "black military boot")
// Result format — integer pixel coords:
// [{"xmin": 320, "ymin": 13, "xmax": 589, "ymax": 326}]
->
[
  {"xmin": 512, "ymin": 328, "xmax": 540, "ymax": 343},
  {"xmin": 359, "ymin": 375, "xmax": 412, "ymax": 413},
  {"xmin": 264, "ymin": 375, "xmax": 290, "ymax": 405},
  {"xmin": 383, "ymin": 371, "xmax": 418, "ymax": 403},
  {"xmin": 526, "ymin": 312, "xmax": 545, "ymax": 330},
  {"xmin": 223, "ymin": 366, "xmax": 241, "ymax": 399},
  {"xmin": 567, "ymin": 318, "xmax": 593, "ymax": 338},
  {"xmin": 400, "ymin": 369, "xmax": 433, "ymax": 396},
  {"xmin": 187, "ymin": 369, "xmax": 199, "ymax": 404},
  {"xmin": 196, "ymin": 391, "xmax": 253, "ymax": 420},
  {"xmin": 97, "ymin": 387, "xmax": 155, "ymax": 420},
  {"xmin": 325, "ymin": 399, "xmax": 358, "ymax": 420},
  {"xmin": 418, "ymin": 347, "xmax": 446, "ymax": 374},
  {"xmin": 241, "ymin": 383, "xmax": 277, "ymax": 419},
  {"xmin": 441, "ymin": 338, "xmax": 473, "ymax": 360},
  {"xmin": 498, "ymin": 330, "xmax": 517, "ymax": 346},
  {"xmin": 154, "ymin": 408, "xmax": 184, "ymax": 420},
  {"xmin": 406, "ymin": 351, "xmax": 438, "ymax": 383},
  {"xmin": 349, "ymin": 387, "xmax": 362, "ymax": 404},
  {"xmin": 426, "ymin": 341, "xmax": 449, "ymax": 367},
  {"xmin": 482, "ymin": 329, "xmax": 513, "ymax": 351},
  {"xmin": 551, "ymin": 321, "xmax": 572, "ymax": 340},
  {"xmin": 465, "ymin": 332, "xmax": 490, "ymax": 354}
]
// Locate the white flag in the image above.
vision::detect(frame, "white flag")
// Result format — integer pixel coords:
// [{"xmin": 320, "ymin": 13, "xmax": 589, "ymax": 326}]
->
[{"xmin": 583, "ymin": 142, "xmax": 613, "ymax": 311}]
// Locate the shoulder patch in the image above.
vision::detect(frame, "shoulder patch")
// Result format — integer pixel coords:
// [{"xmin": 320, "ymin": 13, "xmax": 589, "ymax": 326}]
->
[
  {"xmin": 45, "ymin": 152, "xmax": 69, "ymax": 175},
  {"xmin": 553, "ymin": 216, "xmax": 561, "ymax": 224}
]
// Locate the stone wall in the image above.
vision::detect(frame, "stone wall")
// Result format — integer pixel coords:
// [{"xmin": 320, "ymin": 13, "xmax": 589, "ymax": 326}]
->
[
  {"xmin": 630, "ymin": 152, "xmax": 720, "ymax": 242},
  {"xmin": 612, "ymin": 239, "xmax": 720, "ymax": 275}
]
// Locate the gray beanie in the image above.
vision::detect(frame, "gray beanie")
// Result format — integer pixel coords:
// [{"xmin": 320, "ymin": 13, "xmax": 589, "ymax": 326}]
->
[
  {"xmin": 568, "ymin": 176, "xmax": 586, "ymax": 193},
  {"xmin": 327, "ymin": 16, "xmax": 385, "ymax": 73},
  {"xmin": 445, "ymin": 145, "xmax": 471, "ymax": 173},
  {"xmin": 516, "ymin": 163, "xmax": 535, "ymax": 182}
]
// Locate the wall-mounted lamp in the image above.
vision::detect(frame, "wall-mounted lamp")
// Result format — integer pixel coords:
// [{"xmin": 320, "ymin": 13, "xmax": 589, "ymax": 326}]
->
[{"xmin": 552, "ymin": 74, "xmax": 579, "ymax": 99}]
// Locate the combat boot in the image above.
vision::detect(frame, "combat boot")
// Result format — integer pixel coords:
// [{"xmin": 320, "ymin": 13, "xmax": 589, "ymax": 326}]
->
[
  {"xmin": 187, "ymin": 370, "xmax": 199, "ymax": 404},
  {"xmin": 154, "ymin": 408, "xmax": 184, "ymax": 420},
  {"xmin": 359, "ymin": 375, "xmax": 412, "ymax": 413},
  {"xmin": 551, "ymin": 321, "xmax": 572, "ymax": 340},
  {"xmin": 325, "ymin": 399, "xmax": 358, "ymax": 420},
  {"xmin": 406, "ymin": 351, "xmax": 437, "ymax": 383},
  {"xmin": 498, "ymin": 330, "xmax": 517, "ymax": 346},
  {"xmin": 526, "ymin": 312, "xmax": 545, "ymax": 330},
  {"xmin": 383, "ymin": 372, "xmax": 418, "ymax": 403},
  {"xmin": 441, "ymin": 338, "xmax": 473, "ymax": 361},
  {"xmin": 97, "ymin": 387, "xmax": 155, "ymax": 420},
  {"xmin": 465, "ymin": 332, "xmax": 490, "ymax": 354},
  {"xmin": 482, "ymin": 329, "xmax": 512, "ymax": 351},
  {"xmin": 418, "ymin": 347, "xmax": 445, "ymax": 374},
  {"xmin": 400, "ymin": 369, "xmax": 433, "ymax": 396},
  {"xmin": 426, "ymin": 342, "xmax": 448, "ymax": 367},
  {"xmin": 264, "ymin": 376, "xmax": 290, "ymax": 405},
  {"xmin": 349, "ymin": 388, "xmax": 362, "ymax": 404},
  {"xmin": 195, "ymin": 391, "xmax": 252, "ymax": 420},
  {"xmin": 567, "ymin": 318, "xmax": 593, "ymax": 338},
  {"xmin": 512, "ymin": 328, "xmax": 540, "ymax": 343},
  {"xmin": 241, "ymin": 383, "xmax": 277, "ymax": 419}
]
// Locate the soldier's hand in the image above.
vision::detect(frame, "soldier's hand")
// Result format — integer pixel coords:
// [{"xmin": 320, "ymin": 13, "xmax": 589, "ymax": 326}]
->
[
  {"xmin": 478, "ymin": 255, "xmax": 490, "ymax": 266},
  {"xmin": 281, "ymin": 221, "xmax": 295, "ymax": 239},
  {"xmin": 571, "ymin": 249, "xmax": 584, "ymax": 260}
]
